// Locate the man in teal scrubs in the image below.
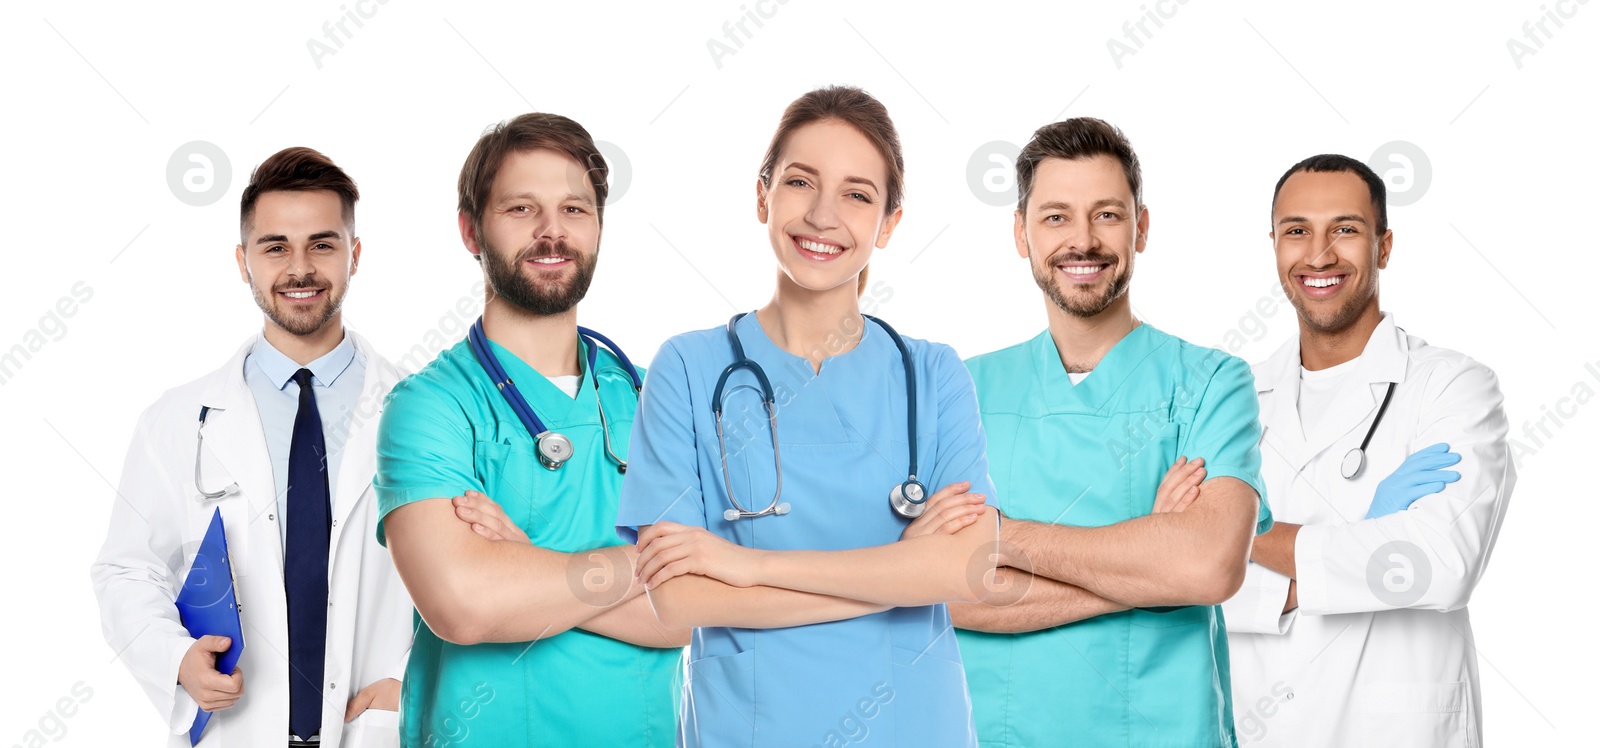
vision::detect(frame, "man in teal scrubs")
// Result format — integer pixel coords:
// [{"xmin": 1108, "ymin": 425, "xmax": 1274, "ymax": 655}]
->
[
  {"xmin": 374, "ymin": 113, "xmax": 684, "ymax": 746},
  {"xmin": 951, "ymin": 118, "xmax": 1271, "ymax": 747}
]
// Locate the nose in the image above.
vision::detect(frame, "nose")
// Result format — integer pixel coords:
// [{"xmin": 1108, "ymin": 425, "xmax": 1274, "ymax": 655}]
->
[
  {"xmin": 803, "ymin": 192, "xmax": 840, "ymax": 233},
  {"xmin": 287, "ymin": 246, "xmax": 315, "ymax": 278},
  {"xmin": 532, "ymin": 207, "xmax": 565, "ymax": 244},
  {"xmin": 1053, "ymin": 216, "xmax": 1096, "ymax": 256}
]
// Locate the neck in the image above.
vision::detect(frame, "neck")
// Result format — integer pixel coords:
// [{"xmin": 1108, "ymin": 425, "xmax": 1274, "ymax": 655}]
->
[
  {"xmin": 482, "ymin": 297, "xmax": 581, "ymax": 378},
  {"xmin": 1043, "ymin": 293, "xmax": 1139, "ymax": 374},
  {"xmin": 263, "ymin": 316, "xmax": 345, "ymax": 366},
  {"xmin": 757, "ymin": 273, "xmax": 863, "ymax": 372},
  {"xmin": 1299, "ymin": 304, "xmax": 1383, "ymax": 371}
]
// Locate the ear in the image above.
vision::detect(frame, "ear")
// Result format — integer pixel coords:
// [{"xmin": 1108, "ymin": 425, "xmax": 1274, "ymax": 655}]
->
[
  {"xmin": 1376, "ymin": 228, "xmax": 1393, "ymax": 270},
  {"xmin": 1013, "ymin": 210, "xmax": 1029, "ymax": 260},
  {"xmin": 755, "ymin": 178, "xmax": 769, "ymax": 224},
  {"xmin": 235, "ymin": 244, "xmax": 249, "ymax": 283},
  {"xmin": 874, "ymin": 205, "xmax": 904, "ymax": 248},
  {"xmin": 1134, "ymin": 204, "xmax": 1151, "ymax": 254},
  {"xmin": 458, "ymin": 212, "xmax": 481, "ymax": 259},
  {"xmin": 350, "ymin": 237, "xmax": 362, "ymax": 276}
]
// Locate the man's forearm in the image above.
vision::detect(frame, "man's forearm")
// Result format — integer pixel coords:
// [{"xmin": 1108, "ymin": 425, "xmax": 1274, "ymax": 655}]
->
[
  {"xmin": 1001, "ymin": 478, "xmax": 1257, "ymax": 607},
  {"xmin": 578, "ymin": 593, "xmax": 690, "ymax": 648},
  {"xmin": 949, "ymin": 568, "xmax": 1130, "ymax": 633},
  {"xmin": 386, "ymin": 499, "xmax": 641, "ymax": 645},
  {"xmin": 1250, "ymin": 522, "xmax": 1299, "ymax": 579},
  {"xmin": 650, "ymin": 574, "xmax": 890, "ymax": 629}
]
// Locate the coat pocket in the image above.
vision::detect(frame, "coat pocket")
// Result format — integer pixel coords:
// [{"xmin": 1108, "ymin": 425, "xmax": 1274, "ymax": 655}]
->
[{"xmin": 1350, "ymin": 681, "xmax": 1471, "ymax": 746}]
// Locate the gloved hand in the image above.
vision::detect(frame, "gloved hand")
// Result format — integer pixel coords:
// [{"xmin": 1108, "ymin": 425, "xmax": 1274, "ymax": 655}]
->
[{"xmin": 1365, "ymin": 442, "xmax": 1462, "ymax": 519}]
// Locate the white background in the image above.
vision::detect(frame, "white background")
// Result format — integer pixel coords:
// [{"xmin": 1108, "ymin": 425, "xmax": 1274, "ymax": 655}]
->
[{"xmin": 2, "ymin": 0, "xmax": 1594, "ymax": 744}]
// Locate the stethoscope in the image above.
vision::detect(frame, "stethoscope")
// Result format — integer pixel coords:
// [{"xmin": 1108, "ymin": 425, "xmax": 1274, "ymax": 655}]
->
[
  {"xmin": 467, "ymin": 316, "xmax": 642, "ymax": 472},
  {"xmin": 1340, "ymin": 381, "xmax": 1397, "ymax": 480},
  {"xmin": 713, "ymin": 312, "xmax": 928, "ymax": 521},
  {"xmin": 195, "ymin": 406, "xmax": 242, "ymax": 502}
]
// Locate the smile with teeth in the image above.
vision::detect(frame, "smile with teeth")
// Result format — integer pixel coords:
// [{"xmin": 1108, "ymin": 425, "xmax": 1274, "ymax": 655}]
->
[
  {"xmin": 1302, "ymin": 276, "xmax": 1344, "ymax": 288},
  {"xmin": 796, "ymin": 237, "xmax": 844, "ymax": 255},
  {"xmin": 529, "ymin": 256, "xmax": 569, "ymax": 265},
  {"xmin": 1061, "ymin": 265, "xmax": 1104, "ymax": 276},
  {"xmin": 281, "ymin": 289, "xmax": 323, "ymax": 299}
]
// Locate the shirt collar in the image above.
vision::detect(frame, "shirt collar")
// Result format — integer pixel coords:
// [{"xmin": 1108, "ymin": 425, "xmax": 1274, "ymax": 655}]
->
[{"xmin": 249, "ymin": 329, "xmax": 359, "ymax": 391}]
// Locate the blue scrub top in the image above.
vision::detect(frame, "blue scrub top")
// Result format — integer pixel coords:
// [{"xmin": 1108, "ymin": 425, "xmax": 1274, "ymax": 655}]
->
[
  {"xmin": 616, "ymin": 312, "xmax": 997, "ymax": 748},
  {"xmin": 960, "ymin": 324, "xmax": 1270, "ymax": 748}
]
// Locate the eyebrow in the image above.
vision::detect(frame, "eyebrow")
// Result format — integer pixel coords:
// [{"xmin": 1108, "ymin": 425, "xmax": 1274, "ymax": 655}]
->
[
  {"xmin": 1276, "ymin": 214, "xmax": 1368, "ymax": 226},
  {"xmin": 497, "ymin": 191, "xmax": 595, "ymax": 207},
  {"xmin": 1034, "ymin": 197, "xmax": 1130, "ymax": 213},
  {"xmin": 255, "ymin": 230, "xmax": 343, "ymax": 245},
  {"xmin": 785, "ymin": 162, "xmax": 880, "ymax": 192}
]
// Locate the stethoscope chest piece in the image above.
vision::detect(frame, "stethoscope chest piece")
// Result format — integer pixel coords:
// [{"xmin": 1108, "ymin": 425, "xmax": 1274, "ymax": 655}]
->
[
  {"xmin": 1340, "ymin": 448, "xmax": 1366, "ymax": 480},
  {"xmin": 536, "ymin": 431, "xmax": 575, "ymax": 470},
  {"xmin": 889, "ymin": 480, "xmax": 928, "ymax": 519}
]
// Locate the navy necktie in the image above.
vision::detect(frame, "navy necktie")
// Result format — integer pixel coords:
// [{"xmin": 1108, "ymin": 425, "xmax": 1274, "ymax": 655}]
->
[{"xmin": 286, "ymin": 368, "xmax": 329, "ymax": 739}]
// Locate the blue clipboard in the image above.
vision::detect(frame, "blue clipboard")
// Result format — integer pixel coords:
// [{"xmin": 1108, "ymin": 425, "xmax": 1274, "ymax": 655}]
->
[{"xmin": 174, "ymin": 507, "xmax": 244, "ymax": 746}]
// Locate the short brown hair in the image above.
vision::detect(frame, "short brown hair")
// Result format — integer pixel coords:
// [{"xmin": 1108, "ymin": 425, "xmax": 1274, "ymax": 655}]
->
[
  {"xmin": 240, "ymin": 147, "xmax": 359, "ymax": 240},
  {"xmin": 758, "ymin": 85, "xmax": 905, "ymax": 215},
  {"xmin": 457, "ymin": 113, "xmax": 608, "ymax": 230},
  {"xmin": 1015, "ymin": 118, "xmax": 1142, "ymax": 215}
]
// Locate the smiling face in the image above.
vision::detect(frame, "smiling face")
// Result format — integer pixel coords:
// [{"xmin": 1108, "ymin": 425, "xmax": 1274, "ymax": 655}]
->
[
  {"xmin": 236, "ymin": 189, "xmax": 358, "ymax": 336},
  {"xmin": 757, "ymin": 119, "xmax": 901, "ymax": 295},
  {"xmin": 1271, "ymin": 169, "xmax": 1391, "ymax": 335},
  {"xmin": 1015, "ymin": 154, "xmax": 1148, "ymax": 319},
  {"xmin": 461, "ymin": 148, "xmax": 601, "ymax": 316}
]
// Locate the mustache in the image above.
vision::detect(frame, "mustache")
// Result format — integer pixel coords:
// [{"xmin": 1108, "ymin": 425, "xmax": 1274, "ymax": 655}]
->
[
  {"xmin": 273, "ymin": 276, "xmax": 329, "ymax": 292},
  {"xmin": 1046, "ymin": 250, "xmax": 1117, "ymax": 266},
  {"xmin": 516, "ymin": 238, "xmax": 578, "ymax": 262}
]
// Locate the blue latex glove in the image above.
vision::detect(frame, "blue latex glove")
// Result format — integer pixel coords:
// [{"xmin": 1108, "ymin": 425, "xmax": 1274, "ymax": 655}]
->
[{"xmin": 1365, "ymin": 442, "xmax": 1462, "ymax": 519}]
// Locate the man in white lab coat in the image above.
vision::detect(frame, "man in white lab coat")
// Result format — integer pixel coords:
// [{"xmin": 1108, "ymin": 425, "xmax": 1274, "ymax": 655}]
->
[
  {"xmin": 91, "ymin": 147, "xmax": 412, "ymax": 747},
  {"xmin": 1222, "ymin": 154, "xmax": 1515, "ymax": 746}
]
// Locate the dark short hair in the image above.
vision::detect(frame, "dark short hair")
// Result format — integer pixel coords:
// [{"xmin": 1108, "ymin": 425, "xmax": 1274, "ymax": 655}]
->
[
  {"xmin": 1272, "ymin": 154, "xmax": 1388, "ymax": 234},
  {"xmin": 1015, "ymin": 118, "xmax": 1142, "ymax": 214},
  {"xmin": 457, "ymin": 112, "xmax": 608, "ymax": 229},
  {"xmin": 239, "ymin": 147, "xmax": 358, "ymax": 239},
  {"xmin": 758, "ymin": 85, "xmax": 906, "ymax": 215}
]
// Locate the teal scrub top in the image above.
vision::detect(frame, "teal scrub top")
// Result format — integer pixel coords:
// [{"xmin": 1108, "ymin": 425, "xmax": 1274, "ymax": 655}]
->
[
  {"xmin": 615, "ymin": 313, "xmax": 996, "ymax": 747},
  {"xmin": 374, "ymin": 336, "xmax": 679, "ymax": 747},
  {"xmin": 959, "ymin": 324, "xmax": 1270, "ymax": 748}
]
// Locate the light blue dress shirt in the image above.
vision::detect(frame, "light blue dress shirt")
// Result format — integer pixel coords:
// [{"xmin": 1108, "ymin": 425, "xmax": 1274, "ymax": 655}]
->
[{"xmin": 243, "ymin": 330, "xmax": 366, "ymax": 548}]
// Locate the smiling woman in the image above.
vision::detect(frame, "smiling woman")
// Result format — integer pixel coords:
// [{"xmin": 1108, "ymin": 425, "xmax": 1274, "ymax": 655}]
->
[{"xmin": 615, "ymin": 86, "xmax": 1001, "ymax": 747}]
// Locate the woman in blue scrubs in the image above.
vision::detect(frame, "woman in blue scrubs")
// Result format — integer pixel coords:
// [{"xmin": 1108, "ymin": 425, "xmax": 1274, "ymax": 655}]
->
[{"xmin": 615, "ymin": 86, "xmax": 1000, "ymax": 747}]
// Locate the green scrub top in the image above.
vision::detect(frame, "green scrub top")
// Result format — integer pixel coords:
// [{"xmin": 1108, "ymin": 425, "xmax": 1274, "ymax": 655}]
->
[
  {"xmin": 959, "ymin": 324, "xmax": 1271, "ymax": 748},
  {"xmin": 375, "ymin": 336, "xmax": 679, "ymax": 747}
]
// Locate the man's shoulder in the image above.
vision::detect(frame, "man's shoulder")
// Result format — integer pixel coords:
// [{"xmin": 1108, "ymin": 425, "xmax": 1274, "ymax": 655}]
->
[{"xmin": 963, "ymin": 334, "xmax": 1038, "ymax": 381}]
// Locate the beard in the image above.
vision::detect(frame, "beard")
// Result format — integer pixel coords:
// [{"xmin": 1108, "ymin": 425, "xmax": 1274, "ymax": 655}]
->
[
  {"xmin": 481, "ymin": 234, "xmax": 598, "ymax": 316},
  {"xmin": 250, "ymin": 272, "xmax": 345, "ymax": 336},
  {"xmin": 1030, "ymin": 246, "xmax": 1131, "ymax": 319},
  {"xmin": 1287, "ymin": 270, "xmax": 1376, "ymax": 335}
]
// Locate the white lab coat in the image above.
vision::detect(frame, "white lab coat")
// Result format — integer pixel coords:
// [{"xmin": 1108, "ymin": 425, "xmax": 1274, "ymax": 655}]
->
[
  {"xmin": 91, "ymin": 331, "xmax": 413, "ymax": 748},
  {"xmin": 1222, "ymin": 313, "xmax": 1515, "ymax": 747}
]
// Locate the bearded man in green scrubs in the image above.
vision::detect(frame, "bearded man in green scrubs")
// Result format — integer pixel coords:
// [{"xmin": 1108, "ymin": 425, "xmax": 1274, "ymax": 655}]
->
[
  {"xmin": 374, "ymin": 113, "xmax": 684, "ymax": 746},
  {"xmin": 951, "ymin": 118, "xmax": 1271, "ymax": 747}
]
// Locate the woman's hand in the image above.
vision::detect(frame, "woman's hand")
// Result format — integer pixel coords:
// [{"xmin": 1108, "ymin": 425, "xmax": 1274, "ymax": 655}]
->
[
  {"xmin": 452, "ymin": 490, "xmax": 531, "ymax": 544},
  {"xmin": 900, "ymin": 481, "xmax": 987, "ymax": 540},
  {"xmin": 637, "ymin": 522, "xmax": 762, "ymax": 589}
]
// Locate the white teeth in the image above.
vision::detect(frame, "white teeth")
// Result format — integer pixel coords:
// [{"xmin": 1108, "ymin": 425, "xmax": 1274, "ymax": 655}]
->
[
  {"xmin": 533, "ymin": 257, "xmax": 566, "ymax": 264},
  {"xmin": 798, "ymin": 238, "xmax": 843, "ymax": 255},
  {"xmin": 1303, "ymin": 276, "xmax": 1343, "ymax": 288},
  {"xmin": 284, "ymin": 290, "xmax": 318, "ymax": 299},
  {"xmin": 1062, "ymin": 265, "xmax": 1102, "ymax": 275}
]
